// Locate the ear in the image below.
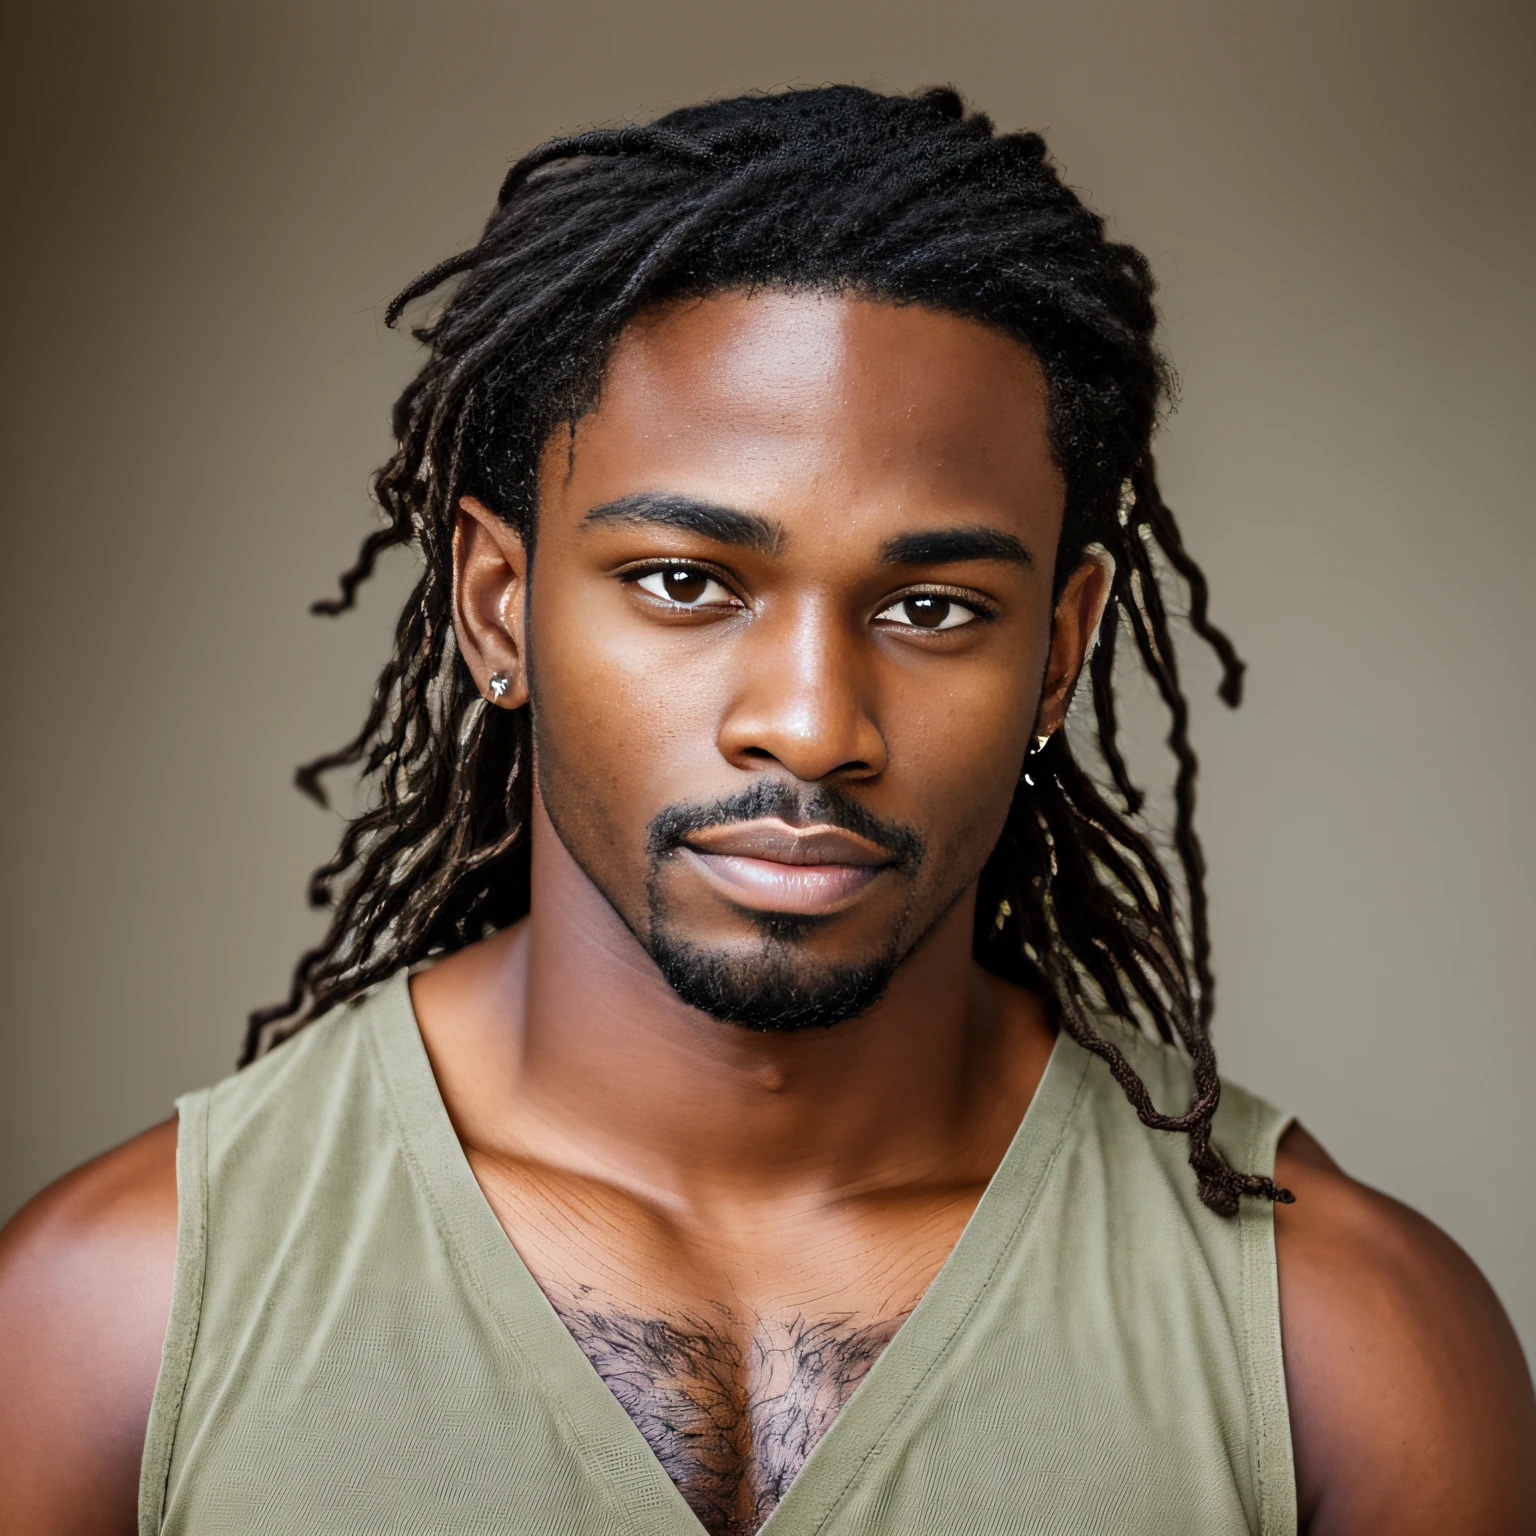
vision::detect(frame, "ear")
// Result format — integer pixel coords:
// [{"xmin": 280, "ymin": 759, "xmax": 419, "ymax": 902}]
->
[
  {"xmin": 453, "ymin": 496, "xmax": 531, "ymax": 709},
  {"xmin": 1034, "ymin": 544, "xmax": 1115, "ymax": 739}
]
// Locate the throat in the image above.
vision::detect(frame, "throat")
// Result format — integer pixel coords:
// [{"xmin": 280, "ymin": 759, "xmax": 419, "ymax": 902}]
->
[{"xmin": 550, "ymin": 1289, "xmax": 908, "ymax": 1536}]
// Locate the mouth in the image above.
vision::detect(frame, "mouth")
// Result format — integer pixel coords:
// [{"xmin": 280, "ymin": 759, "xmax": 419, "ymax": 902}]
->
[{"xmin": 677, "ymin": 818, "xmax": 897, "ymax": 916}]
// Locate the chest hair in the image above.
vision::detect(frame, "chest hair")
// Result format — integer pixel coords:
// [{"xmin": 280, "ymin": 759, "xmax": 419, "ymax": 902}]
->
[{"xmin": 551, "ymin": 1291, "xmax": 908, "ymax": 1536}]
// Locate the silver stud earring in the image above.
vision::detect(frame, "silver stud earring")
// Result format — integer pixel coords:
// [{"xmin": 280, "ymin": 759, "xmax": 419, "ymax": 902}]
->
[
  {"xmin": 488, "ymin": 673, "xmax": 510, "ymax": 702},
  {"xmin": 1034, "ymin": 733, "xmax": 1051, "ymax": 753}
]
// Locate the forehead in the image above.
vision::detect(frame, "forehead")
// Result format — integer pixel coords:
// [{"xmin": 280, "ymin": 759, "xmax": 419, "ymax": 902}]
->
[{"xmin": 543, "ymin": 290, "xmax": 1064, "ymax": 546}]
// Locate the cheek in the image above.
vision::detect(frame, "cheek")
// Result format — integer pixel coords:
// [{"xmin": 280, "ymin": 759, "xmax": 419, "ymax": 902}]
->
[
  {"xmin": 527, "ymin": 586, "xmax": 727, "ymax": 838},
  {"xmin": 889, "ymin": 664, "xmax": 1035, "ymax": 863}
]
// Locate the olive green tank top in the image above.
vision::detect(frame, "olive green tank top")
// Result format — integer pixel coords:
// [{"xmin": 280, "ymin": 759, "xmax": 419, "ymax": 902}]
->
[{"xmin": 139, "ymin": 972, "xmax": 1296, "ymax": 1534}]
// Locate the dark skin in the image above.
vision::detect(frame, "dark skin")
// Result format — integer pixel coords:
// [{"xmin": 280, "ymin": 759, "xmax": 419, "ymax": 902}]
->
[{"xmin": 1, "ymin": 293, "xmax": 1532, "ymax": 1534}]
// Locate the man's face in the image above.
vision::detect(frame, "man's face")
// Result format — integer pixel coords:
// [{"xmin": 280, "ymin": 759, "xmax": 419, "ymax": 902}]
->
[{"xmin": 515, "ymin": 291, "xmax": 1069, "ymax": 1028}]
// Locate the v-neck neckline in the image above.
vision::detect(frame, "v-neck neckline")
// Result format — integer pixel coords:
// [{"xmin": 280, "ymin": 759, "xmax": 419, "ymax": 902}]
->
[{"xmin": 366, "ymin": 969, "xmax": 1091, "ymax": 1536}]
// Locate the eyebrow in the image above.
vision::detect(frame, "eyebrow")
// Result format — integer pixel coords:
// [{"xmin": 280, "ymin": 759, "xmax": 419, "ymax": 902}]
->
[
  {"xmin": 582, "ymin": 492, "xmax": 785, "ymax": 554},
  {"xmin": 879, "ymin": 525, "xmax": 1034, "ymax": 569}
]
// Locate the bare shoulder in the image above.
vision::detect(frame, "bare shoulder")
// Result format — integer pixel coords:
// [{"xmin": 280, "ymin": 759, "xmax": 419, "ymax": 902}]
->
[
  {"xmin": 1274, "ymin": 1123, "xmax": 1536, "ymax": 1535},
  {"xmin": 0, "ymin": 1118, "xmax": 179, "ymax": 1536}
]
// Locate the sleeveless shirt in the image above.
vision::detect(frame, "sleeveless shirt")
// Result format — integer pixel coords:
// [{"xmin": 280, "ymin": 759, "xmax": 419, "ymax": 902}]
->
[{"xmin": 139, "ymin": 972, "xmax": 1297, "ymax": 1535}]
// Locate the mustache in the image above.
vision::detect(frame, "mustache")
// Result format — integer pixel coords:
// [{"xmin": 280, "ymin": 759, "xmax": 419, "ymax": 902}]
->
[{"xmin": 645, "ymin": 780, "xmax": 926, "ymax": 870}]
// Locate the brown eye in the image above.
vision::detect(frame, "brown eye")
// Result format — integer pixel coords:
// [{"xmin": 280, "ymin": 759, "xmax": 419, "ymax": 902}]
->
[
  {"xmin": 635, "ymin": 567, "xmax": 736, "ymax": 609},
  {"xmin": 661, "ymin": 568, "xmax": 707, "ymax": 603},
  {"xmin": 903, "ymin": 595, "xmax": 950, "ymax": 628},
  {"xmin": 875, "ymin": 592, "xmax": 979, "ymax": 630}
]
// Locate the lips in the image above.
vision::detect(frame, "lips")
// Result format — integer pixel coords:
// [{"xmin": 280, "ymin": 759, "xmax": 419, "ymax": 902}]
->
[{"xmin": 677, "ymin": 818, "xmax": 896, "ymax": 915}]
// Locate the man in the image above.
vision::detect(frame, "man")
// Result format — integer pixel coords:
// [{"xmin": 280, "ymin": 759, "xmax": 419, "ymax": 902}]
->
[{"xmin": 1, "ymin": 85, "xmax": 1532, "ymax": 1536}]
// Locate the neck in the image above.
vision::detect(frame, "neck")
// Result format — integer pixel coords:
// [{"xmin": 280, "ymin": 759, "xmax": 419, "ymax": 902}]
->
[{"xmin": 414, "ymin": 798, "xmax": 1051, "ymax": 1208}]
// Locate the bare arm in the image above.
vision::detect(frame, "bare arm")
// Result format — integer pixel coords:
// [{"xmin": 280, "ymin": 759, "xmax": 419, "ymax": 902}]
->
[
  {"xmin": 0, "ymin": 1120, "xmax": 178, "ymax": 1536},
  {"xmin": 1275, "ymin": 1124, "xmax": 1536, "ymax": 1534}
]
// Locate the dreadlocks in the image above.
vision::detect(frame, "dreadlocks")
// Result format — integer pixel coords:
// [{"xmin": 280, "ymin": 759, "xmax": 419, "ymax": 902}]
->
[{"xmin": 248, "ymin": 84, "xmax": 1288, "ymax": 1217}]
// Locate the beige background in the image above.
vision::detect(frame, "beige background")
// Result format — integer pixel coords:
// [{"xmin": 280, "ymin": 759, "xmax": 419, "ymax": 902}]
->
[{"xmin": 3, "ymin": 0, "xmax": 1532, "ymax": 1358}]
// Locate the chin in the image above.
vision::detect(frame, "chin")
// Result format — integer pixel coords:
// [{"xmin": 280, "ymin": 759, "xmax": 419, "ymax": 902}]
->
[{"xmin": 645, "ymin": 929, "xmax": 900, "ymax": 1033}]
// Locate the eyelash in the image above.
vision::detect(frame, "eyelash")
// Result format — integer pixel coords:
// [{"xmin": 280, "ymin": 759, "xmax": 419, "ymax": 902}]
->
[
  {"xmin": 872, "ymin": 591, "xmax": 989, "ymax": 630},
  {"xmin": 623, "ymin": 563, "xmax": 995, "ymax": 628},
  {"xmin": 630, "ymin": 565, "xmax": 742, "ymax": 609}
]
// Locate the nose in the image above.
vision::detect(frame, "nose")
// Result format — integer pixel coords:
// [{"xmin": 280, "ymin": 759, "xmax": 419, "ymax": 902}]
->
[{"xmin": 717, "ymin": 598, "xmax": 888, "ymax": 782}]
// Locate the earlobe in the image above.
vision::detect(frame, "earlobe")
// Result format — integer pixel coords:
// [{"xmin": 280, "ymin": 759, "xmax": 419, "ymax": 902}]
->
[{"xmin": 453, "ymin": 495, "xmax": 531, "ymax": 710}]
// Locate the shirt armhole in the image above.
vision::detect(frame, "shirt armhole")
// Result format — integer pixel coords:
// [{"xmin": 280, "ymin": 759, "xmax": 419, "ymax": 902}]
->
[
  {"xmin": 1239, "ymin": 1095, "xmax": 1299, "ymax": 1535},
  {"xmin": 137, "ymin": 1090, "xmax": 209, "ymax": 1536}
]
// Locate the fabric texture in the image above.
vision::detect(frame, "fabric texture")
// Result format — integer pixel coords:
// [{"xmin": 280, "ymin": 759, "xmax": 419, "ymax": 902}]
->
[{"xmin": 140, "ymin": 972, "xmax": 1296, "ymax": 1534}]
